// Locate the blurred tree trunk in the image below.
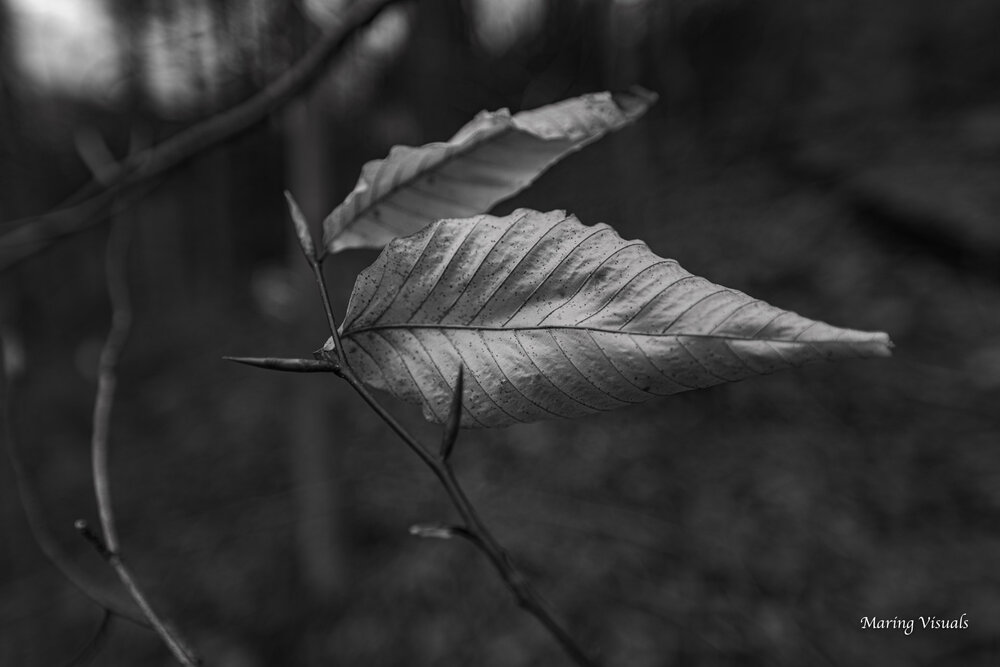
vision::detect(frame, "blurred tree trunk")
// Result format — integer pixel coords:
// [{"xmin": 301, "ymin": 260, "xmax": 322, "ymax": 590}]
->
[
  {"xmin": 0, "ymin": 0, "xmax": 21, "ymax": 219},
  {"xmin": 0, "ymin": 0, "xmax": 18, "ymax": 592},
  {"xmin": 283, "ymin": 8, "xmax": 347, "ymax": 607},
  {"xmin": 190, "ymin": 0, "xmax": 235, "ymax": 301},
  {"xmin": 644, "ymin": 1, "xmax": 698, "ymax": 120},
  {"xmin": 109, "ymin": 0, "xmax": 185, "ymax": 307},
  {"xmin": 407, "ymin": 0, "xmax": 473, "ymax": 139}
]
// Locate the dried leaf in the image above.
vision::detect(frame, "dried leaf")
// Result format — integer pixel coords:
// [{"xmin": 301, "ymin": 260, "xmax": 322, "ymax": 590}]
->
[
  {"xmin": 322, "ymin": 88, "xmax": 657, "ymax": 254},
  {"xmin": 336, "ymin": 209, "xmax": 892, "ymax": 428}
]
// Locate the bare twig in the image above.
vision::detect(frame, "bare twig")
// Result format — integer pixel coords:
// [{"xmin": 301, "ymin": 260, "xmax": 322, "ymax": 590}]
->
[
  {"xmin": 75, "ymin": 520, "xmax": 198, "ymax": 666},
  {"xmin": 0, "ymin": 0, "xmax": 414, "ymax": 271},
  {"xmin": 91, "ymin": 221, "xmax": 132, "ymax": 554},
  {"xmin": 0, "ymin": 329, "xmax": 148, "ymax": 626},
  {"xmin": 281, "ymin": 192, "xmax": 348, "ymax": 373},
  {"xmin": 84, "ymin": 220, "xmax": 200, "ymax": 666}
]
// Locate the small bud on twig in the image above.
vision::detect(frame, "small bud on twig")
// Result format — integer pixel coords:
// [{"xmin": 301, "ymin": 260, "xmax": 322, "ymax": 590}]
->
[
  {"xmin": 284, "ymin": 190, "xmax": 316, "ymax": 261},
  {"xmin": 223, "ymin": 356, "xmax": 340, "ymax": 373},
  {"xmin": 313, "ymin": 337, "xmax": 338, "ymax": 361},
  {"xmin": 440, "ymin": 365, "xmax": 464, "ymax": 461},
  {"xmin": 410, "ymin": 523, "xmax": 459, "ymax": 540},
  {"xmin": 75, "ymin": 519, "xmax": 113, "ymax": 560},
  {"xmin": 410, "ymin": 522, "xmax": 478, "ymax": 546}
]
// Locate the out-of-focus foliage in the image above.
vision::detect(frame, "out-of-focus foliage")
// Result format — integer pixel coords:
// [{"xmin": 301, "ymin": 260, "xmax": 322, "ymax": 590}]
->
[{"xmin": 2, "ymin": 0, "xmax": 1000, "ymax": 666}]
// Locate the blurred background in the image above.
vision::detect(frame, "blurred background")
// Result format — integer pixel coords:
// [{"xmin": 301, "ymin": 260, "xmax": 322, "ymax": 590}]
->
[{"xmin": 2, "ymin": 0, "xmax": 1000, "ymax": 665}]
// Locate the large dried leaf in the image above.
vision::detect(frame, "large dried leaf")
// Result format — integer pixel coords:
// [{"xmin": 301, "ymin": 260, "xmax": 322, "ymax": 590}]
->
[
  {"xmin": 321, "ymin": 89, "xmax": 657, "ymax": 254},
  {"xmin": 336, "ymin": 209, "xmax": 892, "ymax": 428}
]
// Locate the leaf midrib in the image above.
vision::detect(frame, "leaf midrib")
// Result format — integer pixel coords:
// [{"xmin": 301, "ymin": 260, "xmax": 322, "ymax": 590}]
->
[{"xmin": 342, "ymin": 322, "xmax": 865, "ymax": 345}]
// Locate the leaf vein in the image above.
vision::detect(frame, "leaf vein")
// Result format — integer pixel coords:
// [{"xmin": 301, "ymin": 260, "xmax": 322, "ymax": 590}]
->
[
  {"xmin": 501, "ymin": 225, "xmax": 610, "ymax": 327},
  {"xmin": 511, "ymin": 330, "xmax": 603, "ymax": 414},
  {"xmin": 439, "ymin": 330, "xmax": 520, "ymax": 424},
  {"xmin": 676, "ymin": 336, "xmax": 728, "ymax": 383},
  {"xmin": 408, "ymin": 329, "xmax": 488, "ymax": 428},
  {"xmin": 343, "ymin": 322, "xmax": 863, "ymax": 347},
  {"xmin": 467, "ymin": 212, "xmax": 571, "ymax": 325},
  {"xmin": 539, "ymin": 241, "xmax": 647, "ymax": 325},
  {"xmin": 584, "ymin": 330, "xmax": 672, "ymax": 396},
  {"xmin": 629, "ymin": 335, "xmax": 699, "ymax": 390},
  {"xmin": 658, "ymin": 288, "xmax": 729, "ymax": 334},
  {"xmin": 372, "ymin": 329, "xmax": 444, "ymax": 422},
  {"xmin": 617, "ymin": 274, "xmax": 699, "ymax": 331},
  {"xmin": 438, "ymin": 210, "xmax": 532, "ymax": 322},
  {"xmin": 549, "ymin": 333, "xmax": 638, "ymax": 405},
  {"xmin": 404, "ymin": 216, "xmax": 486, "ymax": 321},
  {"xmin": 372, "ymin": 220, "xmax": 447, "ymax": 325},
  {"xmin": 707, "ymin": 299, "xmax": 759, "ymax": 334},
  {"xmin": 574, "ymin": 259, "xmax": 677, "ymax": 326}
]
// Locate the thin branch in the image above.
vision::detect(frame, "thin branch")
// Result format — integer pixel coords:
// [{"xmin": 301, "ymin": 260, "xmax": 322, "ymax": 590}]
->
[
  {"xmin": 0, "ymin": 0, "xmax": 415, "ymax": 271},
  {"xmin": 0, "ymin": 175, "xmax": 166, "ymax": 271},
  {"xmin": 283, "ymin": 191, "xmax": 349, "ymax": 371},
  {"xmin": 309, "ymin": 258, "xmax": 349, "ymax": 370},
  {"xmin": 91, "ymin": 220, "xmax": 132, "ymax": 554},
  {"xmin": 86, "ymin": 220, "xmax": 200, "ymax": 666},
  {"xmin": 0, "ymin": 330, "xmax": 148, "ymax": 626},
  {"xmin": 76, "ymin": 521, "xmax": 199, "ymax": 666}
]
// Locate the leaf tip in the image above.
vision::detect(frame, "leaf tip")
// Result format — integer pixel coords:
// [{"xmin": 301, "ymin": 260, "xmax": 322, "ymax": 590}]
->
[
  {"xmin": 616, "ymin": 86, "xmax": 659, "ymax": 116},
  {"xmin": 872, "ymin": 331, "xmax": 894, "ymax": 357},
  {"xmin": 841, "ymin": 328, "xmax": 894, "ymax": 358}
]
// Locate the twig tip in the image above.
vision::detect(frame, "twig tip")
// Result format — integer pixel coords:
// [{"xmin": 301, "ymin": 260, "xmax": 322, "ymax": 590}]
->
[
  {"xmin": 224, "ymin": 355, "xmax": 340, "ymax": 374},
  {"xmin": 283, "ymin": 190, "xmax": 316, "ymax": 261},
  {"xmin": 440, "ymin": 365, "xmax": 464, "ymax": 461},
  {"xmin": 75, "ymin": 519, "xmax": 113, "ymax": 560},
  {"xmin": 409, "ymin": 523, "xmax": 457, "ymax": 540}
]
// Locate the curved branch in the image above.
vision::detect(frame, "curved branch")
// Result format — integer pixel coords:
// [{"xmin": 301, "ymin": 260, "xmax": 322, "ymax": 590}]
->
[
  {"xmin": 0, "ymin": 333, "xmax": 148, "ymax": 626},
  {"xmin": 83, "ymin": 219, "xmax": 200, "ymax": 666},
  {"xmin": 0, "ymin": 0, "xmax": 415, "ymax": 271}
]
